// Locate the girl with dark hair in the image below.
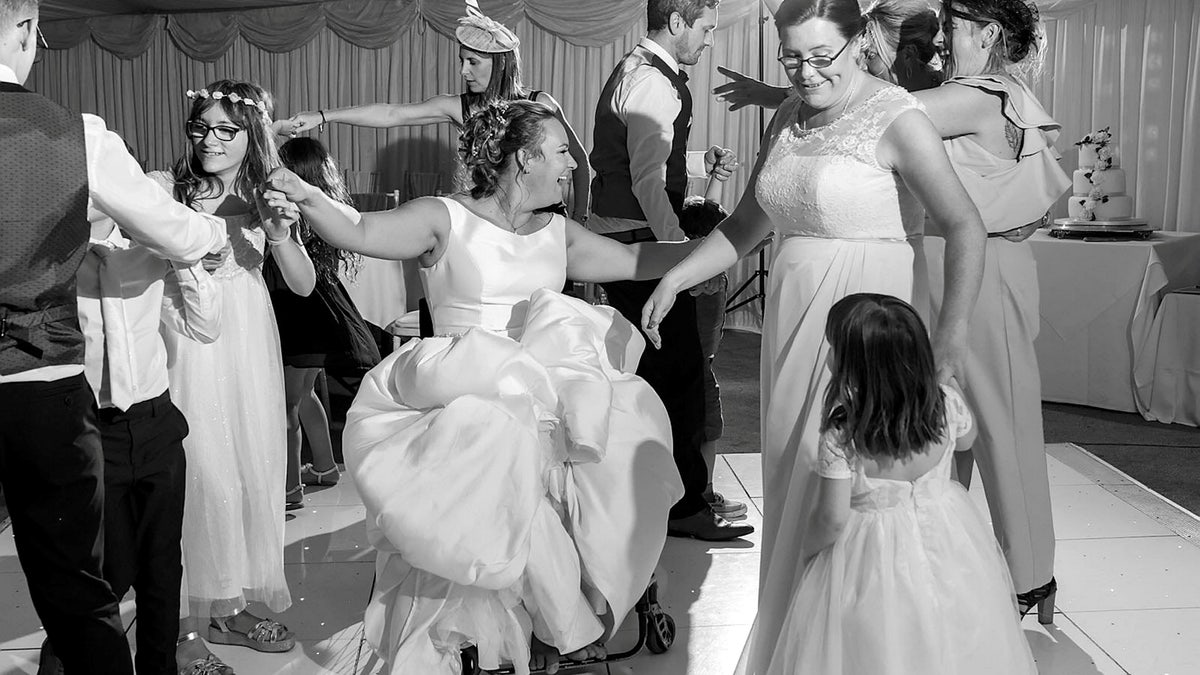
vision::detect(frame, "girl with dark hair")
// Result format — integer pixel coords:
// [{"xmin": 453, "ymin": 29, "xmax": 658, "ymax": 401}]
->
[
  {"xmin": 155, "ymin": 79, "xmax": 313, "ymax": 674},
  {"xmin": 268, "ymin": 137, "xmax": 380, "ymax": 511},
  {"xmin": 262, "ymin": 98, "xmax": 703, "ymax": 675},
  {"xmin": 281, "ymin": 7, "xmax": 590, "ymax": 221},
  {"xmin": 762, "ymin": 293, "xmax": 1036, "ymax": 674}
]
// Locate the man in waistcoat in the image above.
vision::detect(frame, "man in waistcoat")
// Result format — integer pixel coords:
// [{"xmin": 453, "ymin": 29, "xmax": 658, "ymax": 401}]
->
[
  {"xmin": 0, "ymin": 2, "xmax": 227, "ymax": 672},
  {"xmin": 589, "ymin": 0, "xmax": 751, "ymax": 541}
]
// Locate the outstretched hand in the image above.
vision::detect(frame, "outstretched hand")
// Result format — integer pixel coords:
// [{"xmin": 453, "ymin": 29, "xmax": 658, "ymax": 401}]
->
[
  {"xmin": 263, "ymin": 167, "xmax": 313, "ymax": 204},
  {"xmin": 254, "ymin": 186, "xmax": 300, "ymax": 242},
  {"xmin": 286, "ymin": 111, "xmax": 324, "ymax": 135},
  {"xmin": 641, "ymin": 280, "xmax": 681, "ymax": 350},
  {"xmin": 713, "ymin": 66, "xmax": 788, "ymax": 112}
]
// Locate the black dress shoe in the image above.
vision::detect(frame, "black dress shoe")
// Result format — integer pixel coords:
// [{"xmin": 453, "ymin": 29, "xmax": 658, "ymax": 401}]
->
[
  {"xmin": 37, "ymin": 639, "xmax": 64, "ymax": 675},
  {"xmin": 667, "ymin": 507, "xmax": 755, "ymax": 541}
]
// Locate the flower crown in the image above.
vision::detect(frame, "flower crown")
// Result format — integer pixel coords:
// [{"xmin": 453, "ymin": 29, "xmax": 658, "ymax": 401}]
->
[{"xmin": 186, "ymin": 88, "xmax": 268, "ymax": 114}]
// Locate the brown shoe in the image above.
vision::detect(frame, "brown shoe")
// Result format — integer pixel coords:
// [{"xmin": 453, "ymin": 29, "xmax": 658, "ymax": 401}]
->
[{"xmin": 667, "ymin": 507, "xmax": 754, "ymax": 541}]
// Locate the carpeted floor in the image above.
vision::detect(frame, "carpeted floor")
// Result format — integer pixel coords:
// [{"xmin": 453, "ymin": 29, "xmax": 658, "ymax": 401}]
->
[{"xmin": 714, "ymin": 329, "xmax": 1200, "ymax": 515}]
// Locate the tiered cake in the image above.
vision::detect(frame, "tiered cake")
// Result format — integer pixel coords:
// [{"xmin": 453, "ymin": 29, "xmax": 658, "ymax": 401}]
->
[
  {"xmin": 1067, "ymin": 127, "xmax": 1134, "ymax": 221},
  {"xmin": 1051, "ymin": 126, "xmax": 1152, "ymax": 238}
]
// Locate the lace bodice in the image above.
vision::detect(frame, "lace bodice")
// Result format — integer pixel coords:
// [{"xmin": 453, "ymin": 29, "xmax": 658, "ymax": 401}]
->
[
  {"xmin": 147, "ymin": 171, "xmax": 265, "ymax": 279},
  {"xmin": 420, "ymin": 197, "xmax": 568, "ymax": 339},
  {"xmin": 816, "ymin": 385, "xmax": 974, "ymax": 510},
  {"xmin": 755, "ymin": 86, "xmax": 926, "ymax": 241}
]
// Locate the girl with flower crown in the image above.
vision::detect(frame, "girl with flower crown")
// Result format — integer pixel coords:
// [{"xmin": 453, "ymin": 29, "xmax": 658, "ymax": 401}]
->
[
  {"xmin": 156, "ymin": 79, "xmax": 315, "ymax": 675},
  {"xmin": 261, "ymin": 98, "xmax": 700, "ymax": 675},
  {"xmin": 280, "ymin": 5, "xmax": 591, "ymax": 221}
]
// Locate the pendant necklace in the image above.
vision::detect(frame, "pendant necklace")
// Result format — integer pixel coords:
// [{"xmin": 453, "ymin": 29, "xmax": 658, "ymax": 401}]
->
[{"xmin": 801, "ymin": 72, "xmax": 861, "ymax": 131}]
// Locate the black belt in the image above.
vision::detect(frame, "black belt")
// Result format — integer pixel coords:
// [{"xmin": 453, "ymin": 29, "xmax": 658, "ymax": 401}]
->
[
  {"xmin": 96, "ymin": 389, "xmax": 175, "ymax": 423},
  {"xmin": 601, "ymin": 227, "xmax": 657, "ymax": 244}
]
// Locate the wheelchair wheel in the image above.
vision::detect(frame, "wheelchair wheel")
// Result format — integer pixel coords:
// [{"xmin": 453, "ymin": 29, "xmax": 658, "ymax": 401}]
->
[{"xmin": 645, "ymin": 611, "xmax": 676, "ymax": 654}]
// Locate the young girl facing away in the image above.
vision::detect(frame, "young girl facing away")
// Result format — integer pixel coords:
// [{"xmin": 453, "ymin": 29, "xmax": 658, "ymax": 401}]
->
[{"xmin": 763, "ymin": 293, "xmax": 1036, "ymax": 675}]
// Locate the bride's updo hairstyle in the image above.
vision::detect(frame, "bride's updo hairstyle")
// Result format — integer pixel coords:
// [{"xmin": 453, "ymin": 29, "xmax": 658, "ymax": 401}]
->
[
  {"xmin": 775, "ymin": 0, "xmax": 866, "ymax": 42},
  {"xmin": 944, "ymin": 0, "xmax": 1042, "ymax": 75},
  {"xmin": 458, "ymin": 99, "xmax": 557, "ymax": 200}
]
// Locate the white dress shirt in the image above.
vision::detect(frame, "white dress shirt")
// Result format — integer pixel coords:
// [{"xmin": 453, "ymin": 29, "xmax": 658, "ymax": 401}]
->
[
  {"xmin": 588, "ymin": 38, "xmax": 688, "ymax": 242},
  {"xmin": 77, "ymin": 222, "xmax": 222, "ymax": 411},
  {"xmin": 0, "ymin": 63, "xmax": 228, "ymax": 384}
]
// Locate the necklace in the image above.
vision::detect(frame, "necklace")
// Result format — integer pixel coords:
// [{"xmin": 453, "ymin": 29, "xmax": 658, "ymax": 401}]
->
[{"xmin": 800, "ymin": 72, "xmax": 861, "ymax": 131}]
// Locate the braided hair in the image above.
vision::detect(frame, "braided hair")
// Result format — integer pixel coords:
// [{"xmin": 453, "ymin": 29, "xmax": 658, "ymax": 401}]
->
[
  {"xmin": 944, "ymin": 0, "xmax": 1042, "ymax": 75},
  {"xmin": 457, "ymin": 99, "xmax": 557, "ymax": 200}
]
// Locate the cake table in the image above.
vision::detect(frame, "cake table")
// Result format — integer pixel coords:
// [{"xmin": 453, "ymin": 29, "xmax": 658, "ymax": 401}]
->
[{"xmin": 1029, "ymin": 230, "xmax": 1200, "ymax": 415}]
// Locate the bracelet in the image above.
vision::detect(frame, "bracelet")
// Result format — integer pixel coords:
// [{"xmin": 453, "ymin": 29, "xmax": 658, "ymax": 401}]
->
[
  {"xmin": 266, "ymin": 233, "xmax": 291, "ymax": 246},
  {"xmin": 318, "ymin": 109, "xmax": 327, "ymax": 132}
]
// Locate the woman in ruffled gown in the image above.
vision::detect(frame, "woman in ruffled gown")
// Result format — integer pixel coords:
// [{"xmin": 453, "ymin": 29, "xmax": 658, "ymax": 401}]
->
[
  {"xmin": 263, "ymin": 99, "xmax": 692, "ymax": 675},
  {"xmin": 158, "ymin": 79, "xmax": 315, "ymax": 674},
  {"xmin": 768, "ymin": 293, "xmax": 1035, "ymax": 674},
  {"xmin": 641, "ymin": 1, "xmax": 987, "ymax": 672}
]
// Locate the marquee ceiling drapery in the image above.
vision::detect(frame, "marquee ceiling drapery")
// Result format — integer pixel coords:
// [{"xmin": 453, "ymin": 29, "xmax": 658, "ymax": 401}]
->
[
  {"xmin": 40, "ymin": 0, "xmax": 1095, "ymax": 61},
  {"xmin": 39, "ymin": 0, "xmax": 762, "ymax": 60}
]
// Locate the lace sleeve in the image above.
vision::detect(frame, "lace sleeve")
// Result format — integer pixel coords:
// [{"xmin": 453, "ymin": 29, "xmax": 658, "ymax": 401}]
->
[
  {"xmin": 942, "ymin": 384, "xmax": 975, "ymax": 441},
  {"xmin": 817, "ymin": 430, "xmax": 854, "ymax": 480}
]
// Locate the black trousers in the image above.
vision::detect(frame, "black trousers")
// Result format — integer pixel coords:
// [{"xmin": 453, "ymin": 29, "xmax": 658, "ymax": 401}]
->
[
  {"xmin": 0, "ymin": 374, "xmax": 132, "ymax": 675},
  {"xmin": 599, "ymin": 277, "xmax": 709, "ymax": 519},
  {"xmin": 96, "ymin": 390, "xmax": 189, "ymax": 675}
]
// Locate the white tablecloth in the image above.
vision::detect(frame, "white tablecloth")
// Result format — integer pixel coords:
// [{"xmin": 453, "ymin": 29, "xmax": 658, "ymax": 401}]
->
[
  {"xmin": 1133, "ymin": 291, "xmax": 1200, "ymax": 426},
  {"xmin": 1030, "ymin": 230, "xmax": 1200, "ymax": 413}
]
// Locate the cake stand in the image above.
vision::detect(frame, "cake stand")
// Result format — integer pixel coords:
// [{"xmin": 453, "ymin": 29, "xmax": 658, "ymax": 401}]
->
[{"xmin": 1048, "ymin": 218, "xmax": 1157, "ymax": 240}]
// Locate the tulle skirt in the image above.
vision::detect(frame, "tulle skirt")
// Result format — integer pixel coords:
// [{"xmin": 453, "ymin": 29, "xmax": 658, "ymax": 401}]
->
[{"xmin": 165, "ymin": 267, "xmax": 290, "ymax": 618}]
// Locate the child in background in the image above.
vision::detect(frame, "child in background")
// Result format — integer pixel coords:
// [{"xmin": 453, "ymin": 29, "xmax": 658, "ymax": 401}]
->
[
  {"xmin": 763, "ymin": 293, "xmax": 1037, "ymax": 674},
  {"xmin": 270, "ymin": 137, "xmax": 380, "ymax": 510},
  {"xmin": 678, "ymin": 196, "xmax": 747, "ymax": 519}
]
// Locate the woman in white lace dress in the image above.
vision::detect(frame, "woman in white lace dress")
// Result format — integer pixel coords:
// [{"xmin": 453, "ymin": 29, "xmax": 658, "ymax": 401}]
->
[
  {"xmin": 642, "ymin": 1, "xmax": 986, "ymax": 672},
  {"xmin": 158, "ymin": 79, "xmax": 315, "ymax": 675}
]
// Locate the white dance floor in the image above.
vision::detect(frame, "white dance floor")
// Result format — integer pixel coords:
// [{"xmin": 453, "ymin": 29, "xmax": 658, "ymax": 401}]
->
[{"xmin": 1, "ymin": 443, "xmax": 1198, "ymax": 674}]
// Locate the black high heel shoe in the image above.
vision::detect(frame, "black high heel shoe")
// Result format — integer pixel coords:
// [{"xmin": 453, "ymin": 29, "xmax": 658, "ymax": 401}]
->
[{"xmin": 1017, "ymin": 577, "xmax": 1057, "ymax": 625}]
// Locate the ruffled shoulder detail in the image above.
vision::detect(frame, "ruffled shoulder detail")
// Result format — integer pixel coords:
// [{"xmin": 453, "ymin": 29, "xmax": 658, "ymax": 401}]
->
[
  {"xmin": 941, "ymin": 383, "xmax": 975, "ymax": 442},
  {"xmin": 945, "ymin": 75, "xmax": 1064, "ymax": 158},
  {"xmin": 817, "ymin": 429, "xmax": 855, "ymax": 480}
]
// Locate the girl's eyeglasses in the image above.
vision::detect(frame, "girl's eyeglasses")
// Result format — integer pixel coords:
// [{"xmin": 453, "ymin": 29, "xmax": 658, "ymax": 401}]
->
[
  {"xmin": 185, "ymin": 121, "xmax": 244, "ymax": 142},
  {"xmin": 777, "ymin": 37, "xmax": 855, "ymax": 70}
]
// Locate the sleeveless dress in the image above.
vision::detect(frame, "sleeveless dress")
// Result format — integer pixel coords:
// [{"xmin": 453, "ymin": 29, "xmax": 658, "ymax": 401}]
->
[
  {"xmin": 925, "ymin": 75, "xmax": 1070, "ymax": 592},
  {"xmin": 344, "ymin": 197, "xmax": 683, "ymax": 675},
  {"xmin": 736, "ymin": 86, "xmax": 929, "ymax": 675},
  {"xmin": 766, "ymin": 386, "xmax": 1037, "ymax": 674},
  {"xmin": 160, "ymin": 206, "xmax": 291, "ymax": 618}
]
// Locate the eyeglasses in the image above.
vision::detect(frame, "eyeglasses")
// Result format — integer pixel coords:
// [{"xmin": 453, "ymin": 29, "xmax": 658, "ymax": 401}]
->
[
  {"xmin": 185, "ymin": 121, "xmax": 244, "ymax": 142},
  {"xmin": 777, "ymin": 38, "xmax": 855, "ymax": 70}
]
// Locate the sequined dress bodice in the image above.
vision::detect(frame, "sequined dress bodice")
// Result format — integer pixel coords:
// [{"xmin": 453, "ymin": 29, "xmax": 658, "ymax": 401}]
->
[{"xmin": 755, "ymin": 86, "xmax": 927, "ymax": 241}]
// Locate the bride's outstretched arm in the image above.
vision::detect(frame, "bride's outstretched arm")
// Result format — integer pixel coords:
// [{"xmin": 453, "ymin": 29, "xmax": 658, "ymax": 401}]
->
[
  {"xmin": 264, "ymin": 167, "xmax": 447, "ymax": 262},
  {"xmin": 563, "ymin": 220, "xmax": 702, "ymax": 283}
]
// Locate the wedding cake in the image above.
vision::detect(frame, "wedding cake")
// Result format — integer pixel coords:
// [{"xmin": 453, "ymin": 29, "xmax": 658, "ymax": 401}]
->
[{"xmin": 1065, "ymin": 127, "xmax": 1135, "ymax": 222}]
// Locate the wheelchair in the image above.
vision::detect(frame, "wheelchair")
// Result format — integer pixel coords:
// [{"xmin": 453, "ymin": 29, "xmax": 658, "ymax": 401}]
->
[{"xmin": 459, "ymin": 576, "xmax": 676, "ymax": 674}]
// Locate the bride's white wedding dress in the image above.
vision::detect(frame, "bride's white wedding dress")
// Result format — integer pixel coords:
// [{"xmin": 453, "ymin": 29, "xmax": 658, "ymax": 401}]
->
[{"xmin": 345, "ymin": 197, "xmax": 683, "ymax": 675}]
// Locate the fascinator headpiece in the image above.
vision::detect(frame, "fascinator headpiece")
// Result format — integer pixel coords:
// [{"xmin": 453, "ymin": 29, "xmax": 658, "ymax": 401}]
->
[{"xmin": 455, "ymin": 2, "xmax": 520, "ymax": 54}]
